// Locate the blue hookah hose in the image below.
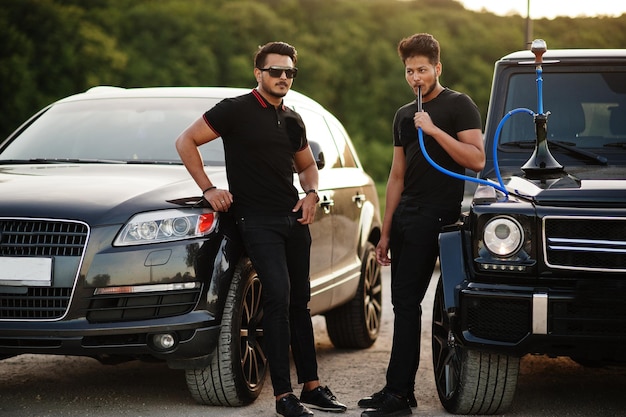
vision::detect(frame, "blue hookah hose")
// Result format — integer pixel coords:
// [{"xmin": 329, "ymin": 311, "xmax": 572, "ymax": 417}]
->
[
  {"xmin": 492, "ymin": 108, "xmax": 535, "ymax": 189},
  {"xmin": 416, "ymin": 40, "xmax": 549, "ymax": 200},
  {"xmin": 416, "ymin": 86, "xmax": 512, "ymax": 196}
]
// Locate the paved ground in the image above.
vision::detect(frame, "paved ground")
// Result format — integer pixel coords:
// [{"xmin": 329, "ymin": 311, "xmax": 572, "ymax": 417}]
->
[{"xmin": 1, "ymin": 266, "xmax": 625, "ymax": 417}]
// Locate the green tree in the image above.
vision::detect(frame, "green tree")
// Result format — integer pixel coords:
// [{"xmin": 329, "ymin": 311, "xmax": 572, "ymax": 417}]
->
[{"xmin": 2, "ymin": 0, "xmax": 625, "ymax": 183}]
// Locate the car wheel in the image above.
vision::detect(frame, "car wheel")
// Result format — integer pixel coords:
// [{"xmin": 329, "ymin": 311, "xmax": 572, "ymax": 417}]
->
[
  {"xmin": 431, "ymin": 279, "xmax": 519, "ymax": 414},
  {"xmin": 185, "ymin": 258, "xmax": 267, "ymax": 406},
  {"xmin": 325, "ymin": 241, "xmax": 382, "ymax": 348}
]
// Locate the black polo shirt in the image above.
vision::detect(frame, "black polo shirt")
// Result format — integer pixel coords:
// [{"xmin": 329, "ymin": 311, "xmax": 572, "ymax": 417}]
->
[
  {"xmin": 393, "ymin": 88, "xmax": 482, "ymax": 211},
  {"xmin": 203, "ymin": 89, "xmax": 308, "ymax": 217}
]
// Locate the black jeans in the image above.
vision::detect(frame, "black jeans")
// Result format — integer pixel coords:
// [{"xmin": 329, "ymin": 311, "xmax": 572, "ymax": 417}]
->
[
  {"xmin": 236, "ymin": 214, "xmax": 318, "ymax": 396},
  {"xmin": 384, "ymin": 200, "xmax": 459, "ymax": 397}
]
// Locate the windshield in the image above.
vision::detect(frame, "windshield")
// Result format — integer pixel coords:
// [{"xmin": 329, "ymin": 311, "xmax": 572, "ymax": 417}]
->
[
  {"xmin": 0, "ymin": 97, "xmax": 225, "ymax": 165},
  {"xmin": 500, "ymin": 71, "xmax": 626, "ymax": 150}
]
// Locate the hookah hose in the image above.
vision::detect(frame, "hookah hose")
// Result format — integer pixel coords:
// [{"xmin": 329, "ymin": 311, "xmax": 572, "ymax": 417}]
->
[
  {"xmin": 416, "ymin": 86, "xmax": 511, "ymax": 196},
  {"xmin": 416, "ymin": 40, "xmax": 553, "ymax": 198}
]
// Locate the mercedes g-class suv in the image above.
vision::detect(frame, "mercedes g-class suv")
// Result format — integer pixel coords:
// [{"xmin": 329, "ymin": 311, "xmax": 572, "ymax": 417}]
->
[{"xmin": 433, "ymin": 41, "xmax": 626, "ymax": 414}]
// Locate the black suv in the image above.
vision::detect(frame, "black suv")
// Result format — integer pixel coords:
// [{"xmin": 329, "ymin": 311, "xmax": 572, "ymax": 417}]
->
[
  {"xmin": 0, "ymin": 86, "xmax": 382, "ymax": 406},
  {"xmin": 433, "ymin": 41, "xmax": 626, "ymax": 414}
]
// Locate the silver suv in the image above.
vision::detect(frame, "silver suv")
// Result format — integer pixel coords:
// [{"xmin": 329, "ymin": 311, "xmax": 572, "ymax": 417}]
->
[{"xmin": 0, "ymin": 86, "xmax": 382, "ymax": 406}]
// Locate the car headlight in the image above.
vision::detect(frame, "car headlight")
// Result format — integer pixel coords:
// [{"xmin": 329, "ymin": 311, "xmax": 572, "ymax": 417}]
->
[
  {"xmin": 482, "ymin": 216, "xmax": 523, "ymax": 257},
  {"xmin": 114, "ymin": 209, "xmax": 217, "ymax": 246}
]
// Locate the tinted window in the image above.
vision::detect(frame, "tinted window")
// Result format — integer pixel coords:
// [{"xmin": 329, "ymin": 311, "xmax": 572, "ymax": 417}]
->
[
  {"xmin": 326, "ymin": 118, "xmax": 357, "ymax": 168},
  {"xmin": 297, "ymin": 107, "xmax": 341, "ymax": 168},
  {"xmin": 501, "ymin": 71, "xmax": 626, "ymax": 148},
  {"xmin": 1, "ymin": 97, "xmax": 225, "ymax": 164}
]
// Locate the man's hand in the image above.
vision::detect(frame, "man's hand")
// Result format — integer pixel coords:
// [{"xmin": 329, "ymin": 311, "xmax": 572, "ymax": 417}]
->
[
  {"xmin": 376, "ymin": 238, "xmax": 391, "ymax": 266},
  {"xmin": 204, "ymin": 188, "xmax": 234, "ymax": 212},
  {"xmin": 293, "ymin": 192, "xmax": 318, "ymax": 224}
]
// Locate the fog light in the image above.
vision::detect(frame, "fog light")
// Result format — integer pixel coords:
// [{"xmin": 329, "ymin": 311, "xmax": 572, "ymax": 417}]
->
[{"xmin": 151, "ymin": 333, "xmax": 177, "ymax": 351}]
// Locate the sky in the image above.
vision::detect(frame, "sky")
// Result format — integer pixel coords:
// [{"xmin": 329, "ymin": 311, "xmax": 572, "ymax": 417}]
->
[{"xmin": 458, "ymin": 0, "xmax": 626, "ymax": 19}]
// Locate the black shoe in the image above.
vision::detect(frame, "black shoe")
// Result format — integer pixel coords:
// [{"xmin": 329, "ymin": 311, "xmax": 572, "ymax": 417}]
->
[
  {"xmin": 360, "ymin": 391, "xmax": 411, "ymax": 417},
  {"xmin": 276, "ymin": 393, "xmax": 314, "ymax": 417},
  {"xmin": 358, "ymin": 389, "xmax": 417, "ymax": 409},
  {"xmin": 407, "ymin": 392, "xmax": 417, "ymax": 408},
  {"xmin": 300, "ymin": 385, "xmax": 347, "ymax": 413}
]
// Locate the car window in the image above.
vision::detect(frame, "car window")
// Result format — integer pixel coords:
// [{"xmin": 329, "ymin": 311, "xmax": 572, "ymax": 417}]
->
[
  {"xmin": 500, "ymin": 71, "xmax": 626, "ymax": 149},
  {"xmin": 326, "ymin": 117, "xmax": 358, "ymax": 168},
  {"xmin": 296, "ymin": 107, "xmax": 341, "ymax": 169},
  {"xmin": 0, "ymin": 97, "xmax": 225, "ymax": 165}
]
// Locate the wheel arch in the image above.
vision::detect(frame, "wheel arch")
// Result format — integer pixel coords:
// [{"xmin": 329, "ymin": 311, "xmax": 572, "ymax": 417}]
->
[{"xmin": 357, "ymin": 200, "xmax": 381, "ymax": 258}]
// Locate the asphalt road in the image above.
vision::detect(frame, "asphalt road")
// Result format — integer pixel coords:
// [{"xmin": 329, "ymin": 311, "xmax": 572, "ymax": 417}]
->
[{"xmin": 1, "ymin": 266, "xmax": 625, "ymax": 417}]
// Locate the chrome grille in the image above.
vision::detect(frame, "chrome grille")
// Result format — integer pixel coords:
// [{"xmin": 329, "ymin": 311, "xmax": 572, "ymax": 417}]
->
[
  {"xmin": 0, "ymin": 218, "xmax": 88, "ymax": 257},
  {"xmin": 543, "ymin": 216, "xmax": 626, "ymax": 272},
  {"xmin": 0, "ymin": 218, "xmax": 88, "ymax": 319}
]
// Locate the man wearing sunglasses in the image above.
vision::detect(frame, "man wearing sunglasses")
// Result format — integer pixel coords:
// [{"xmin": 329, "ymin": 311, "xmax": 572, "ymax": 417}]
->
[{"xmin": 176, "ymin": 41, "xmax": 346, "ymax": 417}]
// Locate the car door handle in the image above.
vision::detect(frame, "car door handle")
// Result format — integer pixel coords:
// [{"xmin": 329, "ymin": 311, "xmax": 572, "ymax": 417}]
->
[
  {"xmin": 352, "ymin": 193, "xmax": 366, "ymax": 209},
  {"xmin": 320, "ymin": 196, "xmax": 334, "ymax": 214}
]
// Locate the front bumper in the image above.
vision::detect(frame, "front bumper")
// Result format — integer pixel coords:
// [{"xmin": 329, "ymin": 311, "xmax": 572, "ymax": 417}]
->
[
  {"xmin": 0, "ymin": 311, "xmax": 220, "ymax": 368},
  {"xmin": 456, "ymin": 282, "xmax": 626, "ymax": 360}
]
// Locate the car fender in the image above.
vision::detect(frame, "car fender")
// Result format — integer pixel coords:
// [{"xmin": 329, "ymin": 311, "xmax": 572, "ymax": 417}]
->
[
  {"xmin": 203, "ymin": 212, "xmax": 246, "ymax": 321},
  {"xmin": 438, "ymin": 228, "xmax": 467, "ymax": 315}
]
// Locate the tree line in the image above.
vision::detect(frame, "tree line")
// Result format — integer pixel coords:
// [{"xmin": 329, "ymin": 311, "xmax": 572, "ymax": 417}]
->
[{"xmin": 2, "ymin": 0, "xmax": 625, "ymax": 182}]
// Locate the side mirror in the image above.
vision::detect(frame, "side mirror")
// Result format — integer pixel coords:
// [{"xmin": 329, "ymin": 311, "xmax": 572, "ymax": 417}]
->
[{"xmin": 309, "ymin": 140, "xmax": 325, "ymax": 170}]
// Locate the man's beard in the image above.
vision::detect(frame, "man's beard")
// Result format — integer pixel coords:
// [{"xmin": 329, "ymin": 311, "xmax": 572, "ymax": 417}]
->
[
  {"xmin": 262, "ymin": 79, "xmax": 289, "ymax": 99},
  {"xmin": 420, "ymin": 82, "xmax": 437, "ymax": 98},
  {"xmin": 267, "ymin": 85, "xmax": 288, "ymax": 98}
]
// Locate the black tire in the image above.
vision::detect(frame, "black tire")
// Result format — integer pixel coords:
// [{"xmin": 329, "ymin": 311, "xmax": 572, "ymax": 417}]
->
[
  {"xmin": 185, "ymin": 259, "xmax": 267, "ymax": 406},
  {"xmin": 431, "ymin": 279, "xmax": 519, "ymax": 415},
  {"xmin": 325, "ymin": 241, "xmax": 382, "ymax": 348}
]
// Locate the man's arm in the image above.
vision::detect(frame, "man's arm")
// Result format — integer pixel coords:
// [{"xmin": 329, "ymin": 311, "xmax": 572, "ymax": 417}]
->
[
  {"xmin": 175, "ymin": 117, "xmax": 233, "ymax": 211},
  {"xmin": 414, "ymin": 111, "xmax": 485, "ymax": 172},
  {"xmin": 293, "ymin": 145, "xmax": 319, "ymax": 224},
  {"xmin": 376, "ymin": 145, "xmax": 405, "ymax": 266}
]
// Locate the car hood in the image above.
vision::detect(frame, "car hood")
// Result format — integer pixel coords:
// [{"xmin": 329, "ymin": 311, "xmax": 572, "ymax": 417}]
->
[
  {"xmin": 0, "ymin": 164, "xmax": 227, "ymax": 225},
  {"xmin": 506, "ymin": 166, "xmax": 626, "ymax": 207}
]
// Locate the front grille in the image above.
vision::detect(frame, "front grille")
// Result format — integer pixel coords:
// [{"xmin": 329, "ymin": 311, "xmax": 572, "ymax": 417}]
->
[
  {"xmin": 544, "ymin": 216, "xmax": 626, "ymax": 272},
  {"xmin": 0, "ymin": 287, "xmax": 72, "ymax": 319},
  {"xmin": 0, "ymin": 219, "xmax": 89, "ymax": 257},
  {"xmin": 86, "ymin": 289, "xmax": 202, "ymax": 323},
  {"xmin": 0, "ymin": 218, "xmax": 88, "ymax": 319},
  {"xmin": 464, "ymin": 296, "xmax": 531, "ymax": 343}
]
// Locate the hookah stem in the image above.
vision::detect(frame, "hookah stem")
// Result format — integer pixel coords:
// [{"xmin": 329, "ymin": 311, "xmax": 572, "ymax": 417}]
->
[
  {"xmin": 536, "ymin": 63, "xmax": 544, "ymax": 115},
  {"xmin": 417, "ymin": 86, "xmax": 422, "ymax": 113}
]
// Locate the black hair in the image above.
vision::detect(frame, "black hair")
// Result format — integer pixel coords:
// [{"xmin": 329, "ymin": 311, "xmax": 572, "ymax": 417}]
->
[
  {"xmin": 254, "ymin": 41, "xmax": 298, "ymax": 68},
  {"xmin": 397, "ymin": 33, "xmax": 440, "ymax": 65}
]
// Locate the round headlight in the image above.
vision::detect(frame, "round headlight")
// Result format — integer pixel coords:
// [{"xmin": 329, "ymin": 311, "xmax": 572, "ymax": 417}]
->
[
  {"xmin": 171, "ymin": 216, "xmax": 192, "ymax": 236},
  {"xmin": 483, "ymin": 216, "xmax": 523, "ymax": 257}
]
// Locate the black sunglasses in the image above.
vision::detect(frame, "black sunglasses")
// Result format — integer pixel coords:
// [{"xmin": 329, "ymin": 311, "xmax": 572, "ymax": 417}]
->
[{"xmin": 258, "ymin": 66, "xmax": 298, "ymax": 79}]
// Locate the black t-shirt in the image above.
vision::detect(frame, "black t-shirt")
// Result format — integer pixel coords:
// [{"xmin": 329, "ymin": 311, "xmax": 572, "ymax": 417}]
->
[
  {"xmin": 203, "ymin": 89, "xmax": 308, "ymax": 216},
  {"xmin": 393, "ymin": 88, "xmax": 482, "ymax": 211}
]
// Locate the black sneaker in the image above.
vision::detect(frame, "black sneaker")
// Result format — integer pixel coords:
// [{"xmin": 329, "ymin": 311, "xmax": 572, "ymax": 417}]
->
[
  {"xmin": 276, "ymin": 393, "xmax": 314, "ymax": 417},
  {"xmin": 360, "ymin": 390, "xmax": 411, "ymax": 417},
  {"xmin": 358, "ymin": 389, "xmax": 417, "ymax": 409},
  {"xmin": 300, "ymin": 385, "xmax": 347, "ymax": 413}
]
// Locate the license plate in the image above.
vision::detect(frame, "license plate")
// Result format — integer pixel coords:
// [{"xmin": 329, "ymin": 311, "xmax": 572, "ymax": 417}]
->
[{"xmin": 0, "ymin": 257, "xmax": 52, "ymax": 286}]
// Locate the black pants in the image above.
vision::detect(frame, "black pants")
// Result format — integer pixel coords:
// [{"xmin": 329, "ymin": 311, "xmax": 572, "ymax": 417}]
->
[
  {"xmin": 384, "ymin": 201, "xmax": 458, "ymax": 397},
  {"xmin": 237, "ymin": 215, "xmax": 319, "ymax": 396}
]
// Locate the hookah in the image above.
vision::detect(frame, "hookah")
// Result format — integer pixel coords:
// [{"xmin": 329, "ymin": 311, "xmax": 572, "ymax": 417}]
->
[{"xmin": 417, "ymin": 39, "xmax": 562, "ymax": 198}]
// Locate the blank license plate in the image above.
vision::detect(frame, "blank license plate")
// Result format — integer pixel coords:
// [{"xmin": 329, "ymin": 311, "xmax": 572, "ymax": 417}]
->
[{"xmin": 0, "ymin": 257, "xmax": 52, "ymax": 286}]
